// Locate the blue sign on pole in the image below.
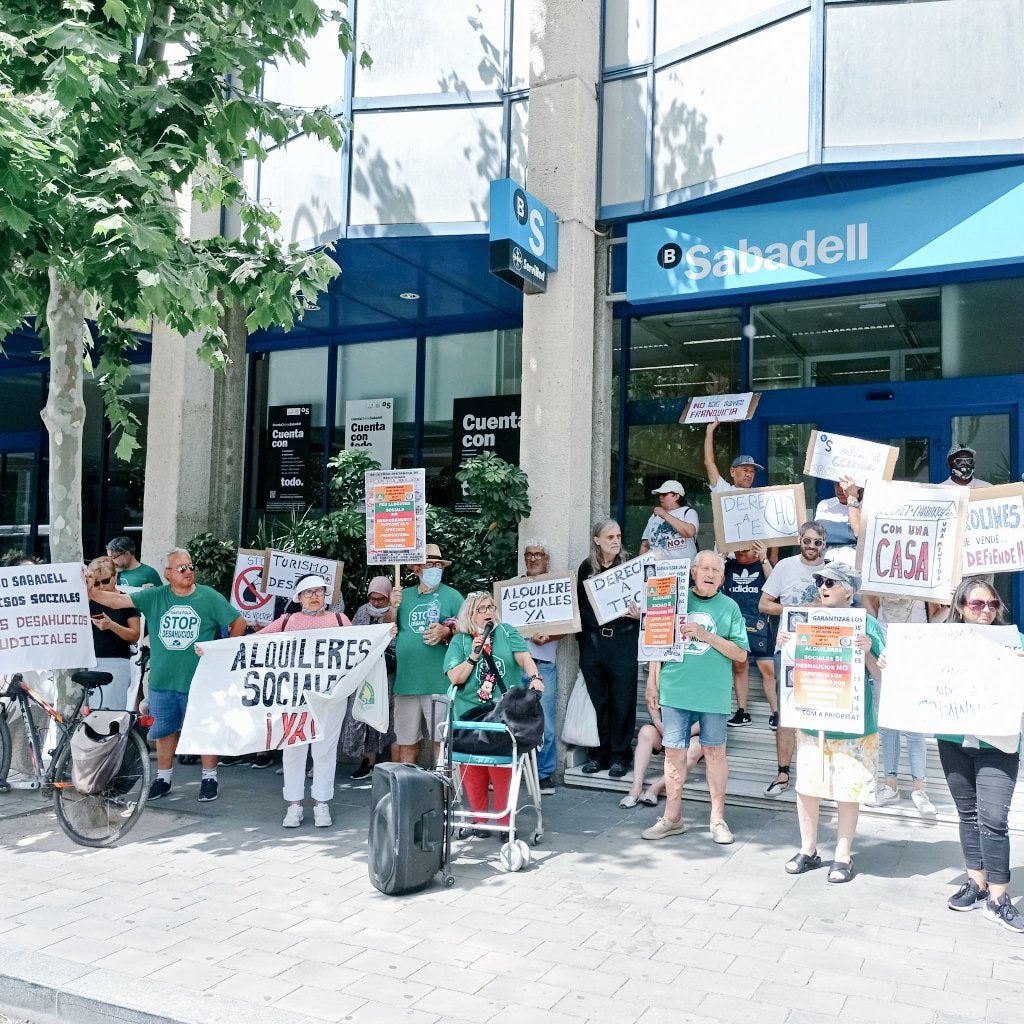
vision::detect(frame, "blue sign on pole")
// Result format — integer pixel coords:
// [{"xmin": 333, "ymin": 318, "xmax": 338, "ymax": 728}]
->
[
  {"xmin": 489, "ymin": 178, "xmax": 559, "ymax": 293},
  {"xmin": 626, "ymin": 166, "xmax": 1024, "ymax": 304}
]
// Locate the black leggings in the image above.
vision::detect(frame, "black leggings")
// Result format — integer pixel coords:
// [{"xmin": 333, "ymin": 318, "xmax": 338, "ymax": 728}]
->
[
  {"xmin": 579, "ymin": 628, "xmax": 639, "ymax": 767},
  {"xmin": 938, "ymin": 740, "xmax": 1019, "ymax": 886}
]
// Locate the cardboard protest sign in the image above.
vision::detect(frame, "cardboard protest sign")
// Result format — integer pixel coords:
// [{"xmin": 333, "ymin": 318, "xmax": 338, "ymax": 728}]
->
[
  {"xmin": 262, "ymin": 550, "xmax": 343, "ymax": 605},
  {"xmin": 365, "ymin": 468, "xmax": 427, "ymax": 566},
  {"xmin": 803, "ymin": 431, "xmax": 898, "ymax": 486},
  {"xmin": 583, "ymin": 554, "xmax": 653, "ymax": 626},
  {"xmin": 177, "ymin": 624, "xmax": 392, "ymax": 754},
  {"xmin": 231, "ymin": 548, "xmax": 275, "ymax": 626},
  {"xmin": 856, "ymin": 480, "xmax": 968, "ymax": 603},
  {"xmin": 638, "ymin": 558, "xmax": 690, "ymax": 663},
  {"xmin": 778, "ymin": 608, "xmax": 866, "ymax": 732},
  {"xmin": 494, "ymin": 572, "xmax": 580, "ymax": 638},
  {"xmin": 878, "ymin": 624, "xmax": 1024, "ymax": 743},
  {"xmin": 0, "ymin": 562, "xmax": 96, "ymax": 672},
  {"xmin": 680, "ymin": 392, "xmax": 760, "ymax": 424},
  {"xmin": 963, "ymin": 483, "xmax": 1024, "ymax": 576},
  {"xmin": 712, "ymin": 483, "xmax": 806, "ymax": 553}
]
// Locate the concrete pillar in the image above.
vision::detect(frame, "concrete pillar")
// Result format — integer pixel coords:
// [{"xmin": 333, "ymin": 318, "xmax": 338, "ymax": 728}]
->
[{"xmin": 517, "ymin": 0, "xmax": 605, "ymax": 770}]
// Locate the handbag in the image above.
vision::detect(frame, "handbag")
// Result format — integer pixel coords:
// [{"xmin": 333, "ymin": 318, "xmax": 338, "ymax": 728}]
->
[{"xmin": 561, "ymin": 670, "xmax": 599, "ymax": 748}]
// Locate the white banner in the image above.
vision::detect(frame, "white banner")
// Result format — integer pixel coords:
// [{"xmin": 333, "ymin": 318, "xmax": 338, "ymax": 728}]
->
[
  {"xmin": 177, "ymin": 624, "xmax": 392, "ymax": 755},
  {"xmin": 583, "ymin": 554, "xmax": 653, "ymax": 626},
  {"xmin": 879, "ymin": 624, "xmax": 1024, "ymax": 742},
  {"xmin": 803, "ymin": 431, "xmax": 898, "ymax": 486},
  {"xmin": 346, "ymin": 398, "xmax": 393, "ymax": 470},
  {"xmin": 263, "ymin": 550, "xmax": 343, "ymax": 603},
  {"xmin": 0, "ymin": 563, "xmax": 96, "ymax": 672},
  {"xmin": 494, "ymin": 573, "xmax": 580, "ymax": 638},
  {"xmin": 963, "ymin": 484, "xmax": 1024, "ymax": 576}
]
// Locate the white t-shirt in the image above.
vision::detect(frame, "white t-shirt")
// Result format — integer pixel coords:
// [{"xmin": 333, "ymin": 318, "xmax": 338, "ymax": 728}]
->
[
  {"xmin": 641, "ymin": 506, "xmax": 699, "ymax": 560},
  {"xmin": 761, "ymin": 555, "xmax": 821, "ymax": 609},
  {"xmin": 940, "ymin": 476, "xmax": 991, "ymax": 489}
]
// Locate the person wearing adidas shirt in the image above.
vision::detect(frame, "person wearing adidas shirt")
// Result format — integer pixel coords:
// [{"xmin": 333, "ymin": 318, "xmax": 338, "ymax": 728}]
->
[{"xmin": 638, "ymin": 480, "xmax": 699, "ymax": 561}]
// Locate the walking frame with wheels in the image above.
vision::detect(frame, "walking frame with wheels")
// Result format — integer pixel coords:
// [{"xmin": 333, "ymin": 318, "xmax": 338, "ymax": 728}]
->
[
  {"xmin": 0, "ymin": 670, "xmax": 153, "ymax": 847},
  {"xmin": 435, "ymin": 690, "xmax": 544, "ymax": 874}
]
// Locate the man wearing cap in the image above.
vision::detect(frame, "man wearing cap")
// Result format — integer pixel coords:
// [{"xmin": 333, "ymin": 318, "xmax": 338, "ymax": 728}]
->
[
  {"xmin": 639, "ymin": 481, "xmax": 699, "ymax": 561},
  {"xmin": 385, "ymin": 543, "xmax": 464, "ymax": 765},
  {"xmin": 941, "ymin": 444, "xmax": 990, "ymax": 489},
  {"xmin": 106, "ymin": 536, "xmax": 161, "ymax": 588},
  {"xmin": 704, "ymin": 422, "xmax": 764, "ymax": 494},
  {"xmin": 87, "ymin": 547, "xmax": 246, "ymax": 802}
]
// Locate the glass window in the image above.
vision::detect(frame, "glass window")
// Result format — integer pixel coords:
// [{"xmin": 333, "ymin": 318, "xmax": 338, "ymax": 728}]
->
[
  {"xmin": 825, "ymin": 0, "xmax": 1024, "ymax": 148},
  {"xmin": 259, "ymin": 133, "xmax": 342, "ymax": 245},
  {"xmin": 262, "ymin": 1, "xmax": 348, "ymax": 107},
  {"xmin": 655, "ymin": 0, "xmax": 798, "ymax": 54},
  {"xmin": 601, "ymin": 75, "xmax": 648, "ymax": 207},
  {"xmin": 350, "ymin": 106, "xmax": 503, "ymax": 225},
  {"xmin": 941, "ymin": 280, "xmax": 1024, "ymax": 379},
  {"xmin": 355, "ymin": 0, "xmax": 507, "ymax": 97},
  {"xmin": 333, "ymin": 338, "xmax": 417, "ymax": 471},
  {"xmin": 510, "ymin": 98, "xmax": 529, "ymax": 185},
  {"xmin": 0, "ymin": 372, "xmax": 44, "ymax": 432},
  {"xmin": 605, "ymin": 0, "xmax": 651, "ymax": 68},
  {"xmin": 0, "ymin": 451, "xmax": 36, "ymax": 557},
  {"xmin": 653, "ymin": 13, "xmax": 810, "ymax": 195},
  {"xmin": 512, "ymin": 0, "xmax": 535, "ymax": 88}
]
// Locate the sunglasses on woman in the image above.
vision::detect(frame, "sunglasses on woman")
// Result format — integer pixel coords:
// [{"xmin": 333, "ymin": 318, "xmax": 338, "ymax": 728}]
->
[
  {"xmin": 93, "ymin": 576, "xmax": 113, "ymax": 586},
  {"xmin": 964, "ymin": 599, "xmax": 1001, "ymax": 612},
  {"xmin": 813, "ymin": 575, "xmax": 838, "ymax": 588}
]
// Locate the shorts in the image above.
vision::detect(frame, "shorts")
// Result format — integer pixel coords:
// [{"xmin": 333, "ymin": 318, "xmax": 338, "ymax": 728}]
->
[
  {"xmin": 795, "ymin": 730, "xmax": 879, "ymax": 804},
  {"xmin": 147, "ymin": 689, "xmax": 190, "ymax": 740},
  {"xmin": 661, "ymin": 706, "xmax": 728, "ymax": 749},
  {"xmin": 393, "ymin": 693, "xmax": 447, "ymax": 746}
]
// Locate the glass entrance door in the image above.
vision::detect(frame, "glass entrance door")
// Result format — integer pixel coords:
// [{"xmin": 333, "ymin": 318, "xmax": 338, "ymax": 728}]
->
[{"xmin": 0, "ymin": 442, "xmax": 41, "ymax": 558}]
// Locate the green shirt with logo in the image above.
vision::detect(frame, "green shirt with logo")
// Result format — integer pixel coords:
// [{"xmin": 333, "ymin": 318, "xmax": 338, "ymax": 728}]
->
[
  {"xmin": 394, "ymin": 583, "xmax": 464, "ymax": 696},
  {"xmin": 658, "ymin": 590, "xmax": 749, "ymax": 715},
  {"xmin": 132, "ymin": 584, "xmax": 240, "ymax": 693},
  {"xmin": 444, "ymin": 622, "xmax": 528, "ymax": 719},
  {"xmin": 118, "ymin": 562, "xmax": 163, "ymax": 589}
]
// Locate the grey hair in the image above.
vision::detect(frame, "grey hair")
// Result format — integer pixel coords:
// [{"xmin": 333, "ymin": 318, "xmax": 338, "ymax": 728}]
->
[
  {"xmin": 589, "ymin": 519, "xmax": 630, "ymax": 575},
  {"xmin": 799, "ymin": 520, "xmax": 828, "ymax": 541},
  {"xmin": 522, "ymin": 537, "xmax": 549, "ymax": 553},
  {"xmin": 693, "ymin": 550, "xmax": 725, "ymax": 570},
  {"xmin": 165, "ymin": 547, "xmax": 191, "ymax": 564},
  {"xmin": 456, "ymin": 591, "xmax": 500, "ymax": 634}
]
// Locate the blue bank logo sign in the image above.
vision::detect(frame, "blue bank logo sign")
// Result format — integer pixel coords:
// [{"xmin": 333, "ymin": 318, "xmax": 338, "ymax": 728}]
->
[{"xmin": 489, "ymin": 178, "xmax": 558, "ymax": 294}]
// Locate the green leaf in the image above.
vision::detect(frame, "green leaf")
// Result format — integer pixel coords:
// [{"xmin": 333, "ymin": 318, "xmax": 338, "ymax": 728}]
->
[
  {"xmin": 103, "ymin": 0, "xmax": 129, "ymax": 28},
  {"xmin": 0, "ymin": 202, "xmax": 33, "ymax": 232}
]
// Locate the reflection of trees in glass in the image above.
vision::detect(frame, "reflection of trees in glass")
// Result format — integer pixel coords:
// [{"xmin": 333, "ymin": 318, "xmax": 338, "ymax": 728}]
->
[
  {"xmin": 655, "ymin": 79, "xmax": 718, "ymax": 194},
  {"xmin": 352, "ymin": 143, "xmax": 419, "ymax": 224}
]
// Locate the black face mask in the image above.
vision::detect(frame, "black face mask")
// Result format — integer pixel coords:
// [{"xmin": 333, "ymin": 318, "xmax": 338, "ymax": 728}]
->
[{"xmin": 950, "ymin": 458, "xmax": 975, "ymax": 483}]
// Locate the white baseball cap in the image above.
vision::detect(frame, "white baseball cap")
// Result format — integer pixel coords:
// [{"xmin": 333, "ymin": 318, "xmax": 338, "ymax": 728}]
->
[{"xmin": 294, "ymin": 574, "xmax": 329, "ymax": 597}]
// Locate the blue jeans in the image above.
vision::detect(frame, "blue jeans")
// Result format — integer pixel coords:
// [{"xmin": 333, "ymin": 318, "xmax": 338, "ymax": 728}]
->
[
  {"xmin": 880, "ymin": 727, "xmax": 927, "ymax": 782},
  {"xmin": 525, "ymin": 661, "xmax": 558, "ymax": 779}
]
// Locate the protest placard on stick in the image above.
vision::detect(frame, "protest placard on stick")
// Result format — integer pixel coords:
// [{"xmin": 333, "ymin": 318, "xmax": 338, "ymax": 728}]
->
[
  {"xmin": 638, "ymin": 558, "xmax": 690, "ymax": 663},
  {"xmin": 963, "ymin": 483, "xmax": 1024, "ymax": 577},
  {"xmin": 583, "ymin": 554, "xmax": 653, "ymax": 626},
  {"xmin": 679, "ymin": 392, "xmax": 760, "ymax": 424},
  {"xmin": 803, "ymin": 431, "xmax": 898, "ymax": 486},
  {"xmin": 494, "ymin": 573, "xmax": 580, "ymax": 638},
  {"xmin": 711, "ymin": 483, "xmax": 806, "ymax": 553},
  {"xmin": 365, "ymin": 468, "xmax": 427, "ymax": 567}
]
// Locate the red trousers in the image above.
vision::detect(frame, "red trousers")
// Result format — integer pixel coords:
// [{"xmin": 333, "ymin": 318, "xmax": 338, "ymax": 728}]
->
[{"xmin": 460, "ymin": 764, "xmax": 511, "ymax": 825}]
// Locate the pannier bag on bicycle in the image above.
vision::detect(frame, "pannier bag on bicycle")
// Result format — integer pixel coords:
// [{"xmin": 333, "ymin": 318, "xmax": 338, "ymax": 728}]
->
[{"xmin": 70, "ymin": 711, "xmax": 132, "ymax": 795}]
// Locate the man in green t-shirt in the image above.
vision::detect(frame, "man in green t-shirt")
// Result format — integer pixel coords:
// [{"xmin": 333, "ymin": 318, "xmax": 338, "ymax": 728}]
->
[
  {"xmin": 106, "ymin": 535, "xmax": 162, "ymax": 588},
  {"xmin": 642, "ymin": 551, "xmax": 749, "ymax": 846},
  {"xmin": 88, "ymin": 548, "xmax": 246, "ymax": 803},
  {"xmin": 385, "ymin": 543, "xmax": 463, "ymax": 765}
]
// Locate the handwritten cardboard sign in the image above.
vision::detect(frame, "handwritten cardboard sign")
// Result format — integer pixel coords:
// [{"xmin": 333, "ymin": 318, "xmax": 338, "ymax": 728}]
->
[
  {"xmin": 680, "ymin": 392, "xmax": 760, "ymax": 424},
  {"xmin": 778, "ymin": 608, "xmax": 865, "ymax": 732},
  {"xmin": 231, "ymin": 548, "xmax": 275, "ymax": 627},
  {"xmin": 712, "ymin": 483, "xmax": 806, "ymax": 553},
  {"xmin": 803, "ymin": 431, "xmax": 898, "ymax": 486},
  {"xmin": 878, "ymin": 624, "xmax": 1024, "ymax": 741},
  {"xmin": 494, "ymin": 573, "xmax": 580, "ymax": 638},
  {"xmin": 963, "ymin": 483, "xmax": 1024, "ymax": 577},
  {"xmin": 856, "ymin": 480, "xmax": 968, "ymax": 603},
  {"xmin": 583, "ymin": 554, "xmax": 653, "ymax": 626},
  {"xmin": 365, "ymin": 468, "xmax": 426, "ymax": 566},
  {"xmin": 638, "ymin": 558, "xmax": 690, "ymax": 663},
  {"xmin": 262, "ymin": 550, "xmax": 343, "ymax": 605}
]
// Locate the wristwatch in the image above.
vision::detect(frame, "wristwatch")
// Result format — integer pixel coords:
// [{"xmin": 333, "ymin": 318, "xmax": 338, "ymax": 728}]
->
[{"xmin": 847, "ymin": 499, "xmax": 861, "ymax": 508}]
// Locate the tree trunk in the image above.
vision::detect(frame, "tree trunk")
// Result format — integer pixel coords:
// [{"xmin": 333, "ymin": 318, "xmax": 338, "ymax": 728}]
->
[{"xmin": 40, "ymin": 268, "xmax": 87, "ymax": 713}]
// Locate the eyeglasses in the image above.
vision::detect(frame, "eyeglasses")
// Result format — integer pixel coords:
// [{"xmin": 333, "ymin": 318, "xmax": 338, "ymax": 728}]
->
[
  {"xmin": 172, "ymin": 564, "xmax": 196, "ymax": 574},
  {"xmin": 423, "ymin": 560, "xmax": 445, "ymax": 568},
  {"xmin": 801, "ymin": 538, "xmax": 824, "ymax": 547},
  {"xmin": 368, "ymin": 592, "xmax": 390, "ymax": 602},
  {"xmin": 476, "ymin": 604, "xmax": 497, "ymax": 612},
  {"xmin": 813, "ymin": 576, "xmax": 838, "ymax": 589},
  {"xmin": 965, "ymin": 599, "xmax": 1001, "ymax": 613},
  {"xmin": 524, "ymin": 551, "xmax": 547, "ymax": 560}
]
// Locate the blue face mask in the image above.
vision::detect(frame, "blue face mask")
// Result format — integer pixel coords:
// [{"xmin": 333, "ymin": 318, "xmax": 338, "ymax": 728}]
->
[{"xmin": 421, "ymin": 566, "xmax": 443, "ymax": 588}]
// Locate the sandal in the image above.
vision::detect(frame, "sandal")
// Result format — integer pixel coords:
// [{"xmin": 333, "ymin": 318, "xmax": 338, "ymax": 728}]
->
[
  {"xmin": 619, "ymin": 794, "xmax": 640, "ymax": 809},
  {"xmin": 827, "ymin": 859, "xmax": 855, "ymax": 884},
  {"xmin": 785, "ymin": 851, "xmax": 822, "ymax": 875},
  {"xmin": 764, "ymin": 765, "xmax": 791, "ymax": 797},
  {"xmin": 638, "ymin": 789, "xmax": 660, "ymax": 807}
]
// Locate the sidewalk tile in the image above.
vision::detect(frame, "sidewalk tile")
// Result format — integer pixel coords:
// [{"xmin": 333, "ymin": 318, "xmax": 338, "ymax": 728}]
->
[
  {"xmin": 698, "ymin": 992, "xmax": 789, "ymax": 1024},
  {"xmin": 408, "ymin": 962, "xmax": 494, "ymax": 994},
  {"xmin": 753, "ymin": 979, "xmax": 845, "ymax": 1016},
  {"xmin": 549, "ymin": 989, "xmax": 645, "ymax": 1024},
  {"xmin": 540, "ymin": 962, "xmax": 627, "ymax": 996},
  {"xmin": 150, "ymin": 957, "xmax": 233, "ymax": 992},
  {"xmin": 842, "ymin": 995, "xmax": 936, "ymax": 1023},
  {"xmin": 272, "ymin": 985, "xmax": 366, "ymax": 1022},
  {"xmin": 413, "ymin": 987, "xmax": 499, "ymax": 1021},
  {"xmin": 209, "ymin": 970, "xmax": 302, "ymax": 1006},
  {"xmin": 476, "ymin": 973, "xmax": 570, "ymax": 1010},
  {"xmin": 278, "ymin": 960, "xmax": 364, "ymax": 992},
  {"xmin": 345, "ymin": 973, "xmax": 433, "ymax": 1007},
  {"xmin": 346, "ymin": 947, "xmax": 429, "ymax": 980}
]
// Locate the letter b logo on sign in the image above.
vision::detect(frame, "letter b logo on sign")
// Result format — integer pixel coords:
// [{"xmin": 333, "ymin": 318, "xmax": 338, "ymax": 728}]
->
[
  {"xmin": 514, "ymin": 188, "xmax": 528, "ymax": 225},
  {"xmin": 658, "ymin": 243, "xmax": 682, "ymax": 269}
]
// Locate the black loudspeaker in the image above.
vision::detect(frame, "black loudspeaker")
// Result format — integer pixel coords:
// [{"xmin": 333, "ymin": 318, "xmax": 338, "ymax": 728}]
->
[{"xmin": 368, "ymin": 763, "xmax": 445, "ymax": 896}]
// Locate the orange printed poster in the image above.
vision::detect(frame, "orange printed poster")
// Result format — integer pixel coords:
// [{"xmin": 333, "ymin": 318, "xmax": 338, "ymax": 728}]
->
[
  {"xmin": 642, "ymin": 576, "xmax": 677, "ymax": 648},
  {"xmin": 365, "ymin": 468, "xmax": 426, "ymax": 565},
  {"xmin": 792, "ymin": 624, "xmax": 856, "ymax": 712},
  {"xmin": 372, "ymin": 483, "xmax": 417, "ymax": 550}
]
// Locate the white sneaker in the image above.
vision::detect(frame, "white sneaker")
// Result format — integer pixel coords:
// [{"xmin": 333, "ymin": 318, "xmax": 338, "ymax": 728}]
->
[
  {"xmin": 313, "ymin": 803, "xmax": 332, "ymax": 828},
  {"xmin": 710, "ymin": 819, "xmax": 735, "ymax": 845},
  {"xmin": 641, "ymin": 815, "xmax": 685, "ymax": 841},
  {"xmin": 874, "ymin": 784, "xmax": 900, "ymax": 806},
  {"xmin": 282, "ymin": 804, "xmax": 304, "ymax": 828},
  {"xmin": 912, "ymin": 789, "xmax": 937, "ymax": 816}
]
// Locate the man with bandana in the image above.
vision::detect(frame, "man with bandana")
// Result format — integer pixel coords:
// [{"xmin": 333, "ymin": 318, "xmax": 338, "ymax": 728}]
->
[{"xmin": 941, "ymin": 443, "xmax": 990, "ymax": 489}]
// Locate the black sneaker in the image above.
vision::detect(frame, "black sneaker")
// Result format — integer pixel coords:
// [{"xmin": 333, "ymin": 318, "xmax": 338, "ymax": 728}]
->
[
  {"xmin": 217, "ymin": 755, "xmax": 245, "ymax": 767},
  {"xmin": 539, "ymin": 776, "xmax": 556, "ymax": 795},
  {"xmin": 948, "ymin": 879, "xmax": 988, "ymax": 912},
  {"xmin": 768, "ymin": 712, "xmax": 778, "ymax": 731},
  {"xmin": 148, "ymin": 778, "xmax": 171, "ymax": 800},
  {"xmin": 727, "ymin": 709, "xmax": 752, "ymax": 728},
  {"xmin": 984, "ymin": 893, "xmax": 1024, "ymax": 933},
  {"xmin": 350, "ymin": 759, "xmax": 373, "ymax": 781},
  {"xmin": 198, "ymin": 778, "xmax": 219, "ymax": 802},
  {"xmin": 177, "ymin": 754, "xmax": 199, "ymax": 766},
  {"xmin": 250, "ymin": 753, "xmax": 274, "ymax": 770},
  {"xmin": 580, "ymin": 760, "xmax": 601, "ymax": 774},
  {"xmin": 608, "ymin": 763, "xmax": 628, "ymax": 778}
]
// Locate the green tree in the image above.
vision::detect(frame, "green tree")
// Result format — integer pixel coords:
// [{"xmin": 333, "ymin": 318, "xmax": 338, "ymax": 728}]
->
[{"xmin": 0, "ymin": 0, "xmax": 368, "ymax": 565}]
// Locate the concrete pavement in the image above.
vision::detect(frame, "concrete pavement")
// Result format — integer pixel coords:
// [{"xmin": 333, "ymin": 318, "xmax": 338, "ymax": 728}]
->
[{"xmin": 0, "ymin": 762, "xmax": 1021, "ymax": 1024}]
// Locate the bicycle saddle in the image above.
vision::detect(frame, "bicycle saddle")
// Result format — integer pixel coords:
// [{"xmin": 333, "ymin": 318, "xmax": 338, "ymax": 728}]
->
[{"xmin": 71, "ymin": 670, "xmax": 114, "ymax": 690}]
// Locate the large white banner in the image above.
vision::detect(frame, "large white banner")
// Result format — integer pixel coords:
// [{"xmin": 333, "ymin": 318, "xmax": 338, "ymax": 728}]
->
[
  {"xmin": 0, "ymin": 563, "xmax": 96, "ymax": 672},
  {"xmin": 879, "ymin": 624, "xmax": 1024, "ymax": 744},
  {"xmin": 177, "ymin": 624, "xmax": 392, "ymax": 755}
]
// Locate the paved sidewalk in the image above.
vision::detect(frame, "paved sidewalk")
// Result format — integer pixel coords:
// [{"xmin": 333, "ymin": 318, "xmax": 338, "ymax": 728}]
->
[{"xmin": 0, "ymin": 765, "xmax": 1020, "ymax": 1024}]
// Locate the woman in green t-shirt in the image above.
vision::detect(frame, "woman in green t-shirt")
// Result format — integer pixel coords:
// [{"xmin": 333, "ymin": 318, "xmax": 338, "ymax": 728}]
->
[{"xmin": 445, "ymin": 592, "xmax": 544, "ymax": 837}]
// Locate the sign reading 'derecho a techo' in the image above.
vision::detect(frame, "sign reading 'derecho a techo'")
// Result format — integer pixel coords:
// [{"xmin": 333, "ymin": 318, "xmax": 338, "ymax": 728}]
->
[{"xmin": 711, "ymin": 483, "xmax": 806, "ymax": 553}]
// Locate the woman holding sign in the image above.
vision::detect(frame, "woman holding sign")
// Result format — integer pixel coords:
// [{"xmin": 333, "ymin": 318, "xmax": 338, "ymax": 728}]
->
[
  {"xmin": 576, "ymin": 521, "xmax": 641, "ymax": 778},
  {"xmin": 782, "ymin": 563, "xmax": 885, "ymax": 884},
  {"xmin": 936, "ymin": 581, "xmax": 1024, "ymax": 933}
]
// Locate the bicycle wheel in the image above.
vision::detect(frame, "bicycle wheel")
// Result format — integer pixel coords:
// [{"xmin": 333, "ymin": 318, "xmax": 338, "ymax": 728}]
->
[
  {"xmin": 52, "ymin": 727, "xmax": 152, "ymax": 847},
  {"xmin": 0, "ymin": 714, "xmax": 11, "ymax": 793}
]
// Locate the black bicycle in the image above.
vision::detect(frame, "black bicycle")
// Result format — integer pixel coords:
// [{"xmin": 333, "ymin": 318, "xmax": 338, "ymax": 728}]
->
[{"xmin": 0, "ymin": 670, "xmax": 152, "ymax": 847}]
